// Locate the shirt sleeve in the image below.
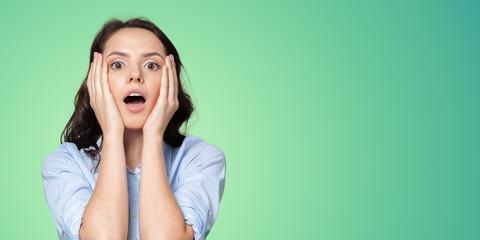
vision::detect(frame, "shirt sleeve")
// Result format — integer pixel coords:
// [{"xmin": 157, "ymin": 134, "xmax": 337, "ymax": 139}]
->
[
  {"xmin": 173, "ymin": 143, "xmax": 226, "ymax": 240},
  {"xmin": 41, "ymin": 143, "xmax": 94, "ymax": 240}
]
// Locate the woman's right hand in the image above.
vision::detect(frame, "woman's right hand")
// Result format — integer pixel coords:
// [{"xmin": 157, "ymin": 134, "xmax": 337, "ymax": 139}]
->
[{"xmin": 87, "ymin": 52, "xmax": 124, "ymax": 135}]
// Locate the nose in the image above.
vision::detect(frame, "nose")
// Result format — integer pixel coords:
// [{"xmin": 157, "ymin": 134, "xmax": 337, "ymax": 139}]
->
[
  {"xmin": 128, "ymin": 69, "xmax": 143, "ymax": 83},
  {"xmin": 130, "ymin": 77, "xmax": 141, "ymax": 82}
]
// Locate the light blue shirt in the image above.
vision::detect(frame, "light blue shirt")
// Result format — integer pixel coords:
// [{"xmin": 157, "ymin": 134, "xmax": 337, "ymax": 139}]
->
[{"xmin": 41, "ymin": 135, "xmax": 226, "ymax": 240}]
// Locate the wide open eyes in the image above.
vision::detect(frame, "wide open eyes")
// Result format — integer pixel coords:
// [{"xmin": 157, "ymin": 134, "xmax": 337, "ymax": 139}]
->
[
  {"xmin": 110, "ymin": 61, "xmax": 125, "ymax": 70},
  {"xmin": 110, "ymin": 61, "xmax": 161, "ymax": 71},
  {"xmin": 145, "ymin": 62, "xmax": 160, "ymax": 70}
]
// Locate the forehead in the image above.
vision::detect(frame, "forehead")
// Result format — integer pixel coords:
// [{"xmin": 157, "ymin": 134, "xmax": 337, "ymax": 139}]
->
[{"xmin": 103, "ymin": 28, "xmax": 166, "ymax": 55}]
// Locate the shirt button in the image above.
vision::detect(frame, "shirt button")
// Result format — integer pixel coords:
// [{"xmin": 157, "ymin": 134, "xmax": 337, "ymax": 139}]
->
[
  {"xmin": 207, "ymin": 210, "xmax": 210, "ymax": 216},
  {"xmin": 133, "ymin": 212, "xmax": 137, "ymax": 217},
  {"xmin": 133, "ymin": 196, "xmax": 138, "ymax": 201}
]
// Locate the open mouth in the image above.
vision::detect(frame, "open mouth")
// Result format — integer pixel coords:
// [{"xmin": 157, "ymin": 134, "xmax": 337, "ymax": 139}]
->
[
  {"xmin": 123, "ymin": 89, "xmax": 146, "ymax": 112},
  {"xmin": 123, "ymin": 93, "xmax": 146, "ymax": 105}
]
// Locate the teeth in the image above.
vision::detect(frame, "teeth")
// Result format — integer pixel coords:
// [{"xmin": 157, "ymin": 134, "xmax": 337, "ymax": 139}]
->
[{"xmin": 128, "ymin": 93, "xmax": 142, "ymax": 97}]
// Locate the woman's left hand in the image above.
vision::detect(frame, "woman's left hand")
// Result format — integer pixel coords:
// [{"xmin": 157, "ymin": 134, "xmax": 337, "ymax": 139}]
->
[{"xmin": 143, "ymin": 54, "xmax": 179, "ymax": 136}]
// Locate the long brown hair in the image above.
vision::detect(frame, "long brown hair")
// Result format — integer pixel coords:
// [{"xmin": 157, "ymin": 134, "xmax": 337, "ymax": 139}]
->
[{"xmin": 60, "ymin": 17, "xmax": 195, "ymax": 172}]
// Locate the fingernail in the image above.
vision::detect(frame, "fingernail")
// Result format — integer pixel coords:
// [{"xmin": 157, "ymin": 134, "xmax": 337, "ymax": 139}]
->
[{"xmin": 171, "ymin": 54, "xmax": 174, "ymax": 61}]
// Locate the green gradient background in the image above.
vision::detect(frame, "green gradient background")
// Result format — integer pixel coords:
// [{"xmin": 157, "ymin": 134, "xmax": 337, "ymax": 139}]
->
[{"xmin": 1, "ymin": 0, "xmax": 479, "ymax": 239}]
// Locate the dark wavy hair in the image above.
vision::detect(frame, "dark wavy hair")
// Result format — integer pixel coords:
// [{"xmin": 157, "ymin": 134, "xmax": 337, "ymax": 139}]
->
[{"xmin": 60, "ymin": 17, "xmax": 195, "ymax": 172}]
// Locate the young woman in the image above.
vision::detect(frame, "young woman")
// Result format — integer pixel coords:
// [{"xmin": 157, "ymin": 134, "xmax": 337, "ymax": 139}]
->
[{"xmin": 41, "ymin": 17, "xmax": 226, "ymax": 240}]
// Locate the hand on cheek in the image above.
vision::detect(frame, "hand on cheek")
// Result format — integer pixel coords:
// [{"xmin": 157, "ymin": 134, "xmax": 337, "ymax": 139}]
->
[
  {"xmin": 87, "ymin": 52, "xmax": 125, "ymax": 134},
  {"xmin": 142, "ymin": 54, "xmax": 179, "ymax": 136}
]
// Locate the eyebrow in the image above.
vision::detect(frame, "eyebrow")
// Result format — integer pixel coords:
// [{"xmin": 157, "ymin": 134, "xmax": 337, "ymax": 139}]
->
[{"xmin": 106, "ymin": 51, "xmax": 165, "ymax": 59}]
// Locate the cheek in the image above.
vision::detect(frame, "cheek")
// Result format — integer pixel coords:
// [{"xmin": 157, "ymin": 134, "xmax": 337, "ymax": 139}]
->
[
  {"xmin": 107, "ymin": 74, "xmax": 122, "ymax": 101},
  {"xmin": 146, "ymin": 74, "xmax": 162, "ymax": 97},
  {"xmin": 148, "ymin": 84, "xmax": 161, "ymax": 103}
]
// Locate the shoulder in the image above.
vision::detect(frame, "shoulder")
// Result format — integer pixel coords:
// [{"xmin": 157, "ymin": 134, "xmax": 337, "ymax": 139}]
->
[
  {"xmin": 41, "ymin": 142, "xmax": 91, "ymax": 175},
  {"xmin": 42, "ymin": 142, "xmax": 80, "ymax": 167},
  {"xmin": 181, "ymin": 135, "xmax": 225, "ymax": 158},
  {"xmin": 175, "ymin": 135, "xmax": 226, "ymax": 166}
]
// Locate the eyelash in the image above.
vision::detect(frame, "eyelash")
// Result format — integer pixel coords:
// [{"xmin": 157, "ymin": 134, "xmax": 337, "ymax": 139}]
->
[{"xmin": 110, "ymin": 61, "xmax": 161, "ymax": 70}]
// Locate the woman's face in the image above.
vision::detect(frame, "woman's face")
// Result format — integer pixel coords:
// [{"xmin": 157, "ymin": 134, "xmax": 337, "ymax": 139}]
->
[{"xmin": 102, "ymin": 27, "xmax": 167, "ymax": 130}]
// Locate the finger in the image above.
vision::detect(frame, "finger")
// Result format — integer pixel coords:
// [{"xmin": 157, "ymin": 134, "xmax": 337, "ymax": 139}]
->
[
  {"xmin": 101, "ymin": 60, "xmax": 109, "ymax": 98},
  {"xmin": 171, "ymin": 55, "xmax": 178, "ymax": 100},
  {"xmin": 95, "ymin": 53, "xmax": 103, "ymax": 97},
  {"xmin": 167, "ymin": 55, "xmax": 175, "ymax": 102},
  {"xmin": 87, "ymin": 61, "xmax": 94, "ymax": 98},
  {"xmin": 91, "ymin": 53, "xmax": 98, "ymax": 96},
  {"xmin": 160, "ymin": 64, "xmax": 168, "ymax": 102}
]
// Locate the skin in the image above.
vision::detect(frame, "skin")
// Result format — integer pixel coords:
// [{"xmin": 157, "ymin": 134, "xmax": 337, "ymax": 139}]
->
[{"xmin": 80, "ymin": 28, "xmax": 194, "ymax": 240}]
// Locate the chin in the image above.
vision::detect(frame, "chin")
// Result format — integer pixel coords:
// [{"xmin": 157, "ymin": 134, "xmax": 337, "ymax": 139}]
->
[
  {"xmin": 123, "ymin": 118, "xmax": 147, "ymax": 130},
  {"xmin": 119, "ymin": 107, "xmax": 152, "ymax": 131},
  {"xmin": 124, "ymin": 125, "xmax": 144, "ymax": 131}
]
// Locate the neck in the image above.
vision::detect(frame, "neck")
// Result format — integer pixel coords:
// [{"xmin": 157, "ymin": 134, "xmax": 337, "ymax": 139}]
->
[{"xmin": 123, "ymin": 128, "xmax": 143, "ymax": 170}]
